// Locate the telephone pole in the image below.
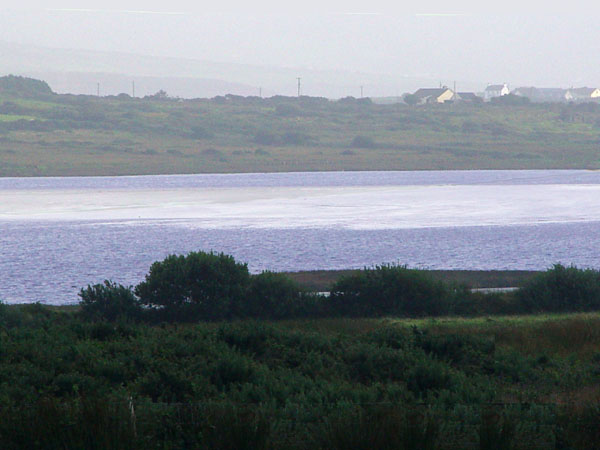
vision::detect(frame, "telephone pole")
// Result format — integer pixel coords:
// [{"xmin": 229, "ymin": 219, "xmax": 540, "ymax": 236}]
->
[
  {"xmin": 360, "ymin": 85, "xmax": 364, "ymax": 98},
  {"xmin": 132, "ymin": 81, "xmax": 135, "ymax": 98},
  {"xmin": 97, "ymin": 83, "xmax": 100, "ymax": 97},
  {"xmin": 297, "ymin": 77, "xmax": 301, "ymax": 97}
]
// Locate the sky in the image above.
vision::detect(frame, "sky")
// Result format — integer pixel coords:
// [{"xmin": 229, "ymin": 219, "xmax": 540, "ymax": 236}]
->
[{"xmin": 1, "ymin": 1, "xmax": 599, "ymax": 96}]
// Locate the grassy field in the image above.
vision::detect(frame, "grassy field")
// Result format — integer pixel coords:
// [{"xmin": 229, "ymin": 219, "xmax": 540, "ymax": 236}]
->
[{"xmin": 2, "ymin": 80, "xmax": 600, "ymax": 176}]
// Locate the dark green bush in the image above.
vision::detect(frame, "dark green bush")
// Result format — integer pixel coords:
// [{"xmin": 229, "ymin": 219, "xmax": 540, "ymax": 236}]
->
[
  {"xmin": 328, "ymin": 265, "xmax": 459, "ymax": 317},
  {"xmin": 515, "ymin": 264, "xmax": 600, "ymax": 313},
  {"xmin": 79, "ymin": 281, "xmax": 141, "ymax": 322},
  {"xmin": 350, "ymin": 135, "xmax": 379, "ymax": 149},
  {"xmin": 312, "ymin": 406, "xmax": 439, "ymax": 450},
  {"xmin": 244, "ymin": 271, "xmax": 303, "ymax": 319},
  {"xmin": 135, "ymin": 251, "xmax": 251, "ymax": 321}
]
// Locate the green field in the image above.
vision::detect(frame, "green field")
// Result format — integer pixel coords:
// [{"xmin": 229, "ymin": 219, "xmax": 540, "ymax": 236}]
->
[{"xmin": 2, "ymin": 77, "xmax": 600, "ymax": 176}]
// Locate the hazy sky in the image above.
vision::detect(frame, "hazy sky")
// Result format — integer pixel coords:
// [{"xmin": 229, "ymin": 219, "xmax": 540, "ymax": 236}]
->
[{"xmin": 2, "ymin": 1, "xmax": 599, "ymax": 89}]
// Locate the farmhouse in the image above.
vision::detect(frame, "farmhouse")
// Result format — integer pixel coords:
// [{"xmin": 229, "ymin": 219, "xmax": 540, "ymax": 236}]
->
[
  {"xmin": 483, "ymin": 83, "xmax": 510, "ymax": 100},
  {"xmin": 412, "ymin": 87, "xmax": 455, "ymax": 104}
]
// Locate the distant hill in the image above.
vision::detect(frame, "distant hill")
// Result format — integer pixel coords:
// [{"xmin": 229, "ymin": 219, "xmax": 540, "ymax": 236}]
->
[
  {"xmin": 0, "ymin": 75, "xmax": 54, "ymax": 98},
  {"xmin": 25, "ymin": 71, "xmax": 261, "ymax": 98},
  {"xmin": 0, "ymin": 41, "xmax": 483, "ymax": 98}
]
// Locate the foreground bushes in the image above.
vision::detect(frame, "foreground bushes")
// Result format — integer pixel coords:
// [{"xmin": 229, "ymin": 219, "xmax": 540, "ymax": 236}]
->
[{"xmin": 0, "ymin": 310, "xmax": 599, "ymax": 449}]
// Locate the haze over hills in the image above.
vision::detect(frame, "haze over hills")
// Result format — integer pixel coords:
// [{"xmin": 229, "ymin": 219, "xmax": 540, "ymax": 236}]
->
[{"xmin": 0, "ymin": 41, "xmax": 483, "ymax": 98}]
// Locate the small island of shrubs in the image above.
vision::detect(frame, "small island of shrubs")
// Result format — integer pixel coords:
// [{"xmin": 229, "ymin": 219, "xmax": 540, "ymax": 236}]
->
[{"xmin": 80, "ymin": 251, "xmax": 600, "ymax": 323}]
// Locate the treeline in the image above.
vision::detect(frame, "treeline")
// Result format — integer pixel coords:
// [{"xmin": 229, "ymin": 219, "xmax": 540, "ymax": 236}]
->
[{"xmin": 80, "ymin": 251, "xmax": 600, "ymax": 323}]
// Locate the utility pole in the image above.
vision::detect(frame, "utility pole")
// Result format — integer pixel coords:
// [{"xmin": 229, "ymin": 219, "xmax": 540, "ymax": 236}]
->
[
  {"xmin": 97, "ymin": 82, "xmax": 100, "ymax": 97},
  {"xmin": 297, "ymin": 77, "xmax": 301, "ymax": 97},
  {"xmin": 132, "ymin": 81, "xmax": 135, "ymax": 98},
  {"xmin": 259, "ymin": 87, "xmax": 262, "ymax": 98},
  {"xmin": 360, "ymin": 85, "xmax": 364, "ymax": 98}
]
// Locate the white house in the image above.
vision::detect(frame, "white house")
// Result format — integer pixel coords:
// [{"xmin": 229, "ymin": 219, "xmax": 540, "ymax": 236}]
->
[
  {"xmin": 483, "ymin": 83, "xmax": 510, "ymax": 101},
  {"xmin": 412, "ymin": 87, "xmax": 455, "ymax": 104}
]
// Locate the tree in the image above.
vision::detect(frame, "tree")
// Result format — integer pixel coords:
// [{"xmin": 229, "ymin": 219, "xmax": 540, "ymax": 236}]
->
[
  {"xmin": 135, "ymin": 251, "xmax": 251, "ymax": 321},
  {"xmin": 79, "ymin": 280, "xmax": 141, "ymax": 321},
  {"xmin": 328, "ymin": 265, "xmax": 454, "ymax": 317},
  {"xmin": 244, "ymin": 271, "xmax": 302, "ymax": 319}
]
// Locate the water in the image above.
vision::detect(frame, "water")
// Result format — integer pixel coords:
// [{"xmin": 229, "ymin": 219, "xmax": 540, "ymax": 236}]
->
[{"xmin": 1, "ymin": 170, "xmax": 600, "ymax": 304}]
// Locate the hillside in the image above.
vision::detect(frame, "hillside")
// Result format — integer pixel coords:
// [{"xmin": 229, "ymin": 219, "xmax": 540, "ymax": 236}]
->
[{"xmin": 1, "ymin": 77, "xmax": 600, "ymax": 176}]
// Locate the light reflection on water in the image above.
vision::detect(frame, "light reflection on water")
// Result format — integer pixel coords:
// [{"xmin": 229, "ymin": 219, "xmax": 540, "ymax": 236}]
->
[{"xmin": 1, "ymin": 170, "xmax": 599, "ymax": 304}]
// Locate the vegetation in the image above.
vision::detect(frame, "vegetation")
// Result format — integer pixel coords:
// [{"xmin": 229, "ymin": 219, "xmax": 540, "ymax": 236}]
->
[
  {"xmin": 517, "ymin": 264, "xmax": 600, "ymax": 312},
  {"xmin": 284, "ymin": 269, "xmax": 540, "ymax": 292},
  {"xmin": 79, "ymin": 252, "xmax": 600, "ymax": 323},
  {"xmin": 134, "ymin": 251, "xmax": 251, "ymax": 321},
  {"xmin": 0, "ymin": 302, "xmax": 599, "ymax": 448},
  {"xmin": 2, "ymin": 75, "xmax": 600, "ymax": 176},
  {"xmin": 3, "ymin": 255, "xmax": 600, "ymax": 447}
]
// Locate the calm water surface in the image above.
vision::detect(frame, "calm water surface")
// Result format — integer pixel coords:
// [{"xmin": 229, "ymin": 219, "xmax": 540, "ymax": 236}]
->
[{"xmin": 1, "ymin": 170, "xmax": 600, "ymax": 304}]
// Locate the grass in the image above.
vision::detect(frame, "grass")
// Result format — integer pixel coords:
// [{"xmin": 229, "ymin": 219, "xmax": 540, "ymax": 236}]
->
[
  {"xmin": 1, "ymin": 91, "xmax": 600, "ymax": 176},
  {"xmin": 0, "ymin": 114, "xmax": 37, "ymax": 122}
]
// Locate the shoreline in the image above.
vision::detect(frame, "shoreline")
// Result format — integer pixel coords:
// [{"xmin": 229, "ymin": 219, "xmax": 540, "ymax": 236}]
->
[{"xmin": 283, "ymin": 269, "xmax": 541, "ymax": 292}]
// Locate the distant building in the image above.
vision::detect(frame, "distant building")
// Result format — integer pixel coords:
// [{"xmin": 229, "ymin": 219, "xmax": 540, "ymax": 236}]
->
[
  {"xmin": 566, "ymin": 87, "xmax": 600, "ymax": 101},
  {"xmin": 513, "ymin": 87, "xmax": 569, "ymax": 102},
  {"xmin": 412, "ymin": 87, "xmax": 455, "ymax": 104},
  {"xmin": 483, "ymin": 83, "xmax": 510, "ymax": 101},
  {"xmin": 456, "ymin": 92, "xmax": 483, "ymax": 103}
]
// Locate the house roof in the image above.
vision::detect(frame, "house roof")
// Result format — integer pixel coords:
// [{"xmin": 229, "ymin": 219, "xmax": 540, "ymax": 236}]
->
[
  {"xmin": 569, "ymin": 87, "xmax": 598, "ymax": 96},
  {"xmin": 485, "ymin": 84, "xmax": 507, "ymax": 91},
  {"xmin": 413, "ymin": 88, "xmax": 450, "ymax": 99},
  {"xmin": 514, "ymin": 87, "xmax": 567, "ymax": 97},
  {"xmin": 457, "ymin": 92, "xmax": 480, "ymax": 100}
]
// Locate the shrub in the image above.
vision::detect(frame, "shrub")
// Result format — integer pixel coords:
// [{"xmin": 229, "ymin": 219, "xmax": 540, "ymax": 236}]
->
[
  {"xmin": 135, "ymin": 251, "xmax": 251, "ymax": 321},
  {"xmin": 253, "ymin": 130, "xmax": 279, "ymax": 145},
  {"xmin": 79, "ymin": 281, "xmax": 141, "ymax": 322},
  {"xmin": 328, "ymin": 265, "xmax": 455, "ymax": 317},
  {"xmin": 313, "ymin": 406, "xmax": 439, "ymax": 450},
  {"xmin": 189, "ymin": 125, "xmax": 214, "ymax": 139},
  {"xmin": 350, "ymin": 135, "xmax": 378, "ymax": 149},
  {"xmin": 244, "ymin": 271, "xmax": 303, "ymax": 319},
  {"xmin": 515, "ymin": 264, "xmax": 600, "ymax": 313},
  {"xmin": 274, "ymin": 103, "xmax": 301, "ymax": 117}
]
